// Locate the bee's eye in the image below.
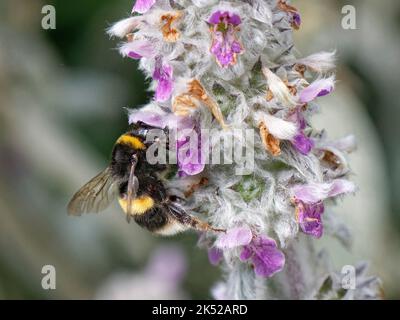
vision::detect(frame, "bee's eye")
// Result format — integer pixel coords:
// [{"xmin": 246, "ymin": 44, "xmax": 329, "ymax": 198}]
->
[{"xmin": 168, "ymin": 195, "xmax": 184, "ymax": 204}]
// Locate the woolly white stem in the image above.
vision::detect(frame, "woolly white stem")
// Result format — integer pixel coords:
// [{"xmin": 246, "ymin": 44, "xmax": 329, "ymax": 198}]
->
[{"xmin": 225, "ymin": 263, "xmax": 258, "ymax": 300}]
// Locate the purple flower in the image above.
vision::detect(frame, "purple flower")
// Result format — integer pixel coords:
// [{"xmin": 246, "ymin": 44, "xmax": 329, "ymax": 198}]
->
[
  {"xmin": 129, "ymin": 111, "xmax": 165, "ymax": 127},
  {"xmin": 208, "ymin": 247, "xmax": 223, "ymax": 266},
  {"xmin": 208, "ymin": 11, "xmax": 242, "ymax": 26},
  {"xmin": 128, "ymin": 52, "xmax": 142, "ymax": 59},
  {"xmin": 292, "ymin": 132, "xmax": 314, "ymax": 155},
  {"xmin": 287, "ymin": 107, "xmax": 313, "ymax": 155},
  {"xmin": 215, "ymin": 226, "xmax": 253, "ymax": 249},
  {"xmin": 292, "ymin": 179, "xmax": 355, "ymax": 238},
  {"xmin": 176, "ymin": 121, "xmax": 206, "ymax": 176},
  {"xmin": 214, "ymin": 226, "xmax": 285, "ymax": 278},
  {"xmin": 296, "ymin": 108, "xmax": 306, "ymax": 131},
  {"xmin": 169, "ymin": 115, "xmax": 205, "ymax": 178},
  {"xmin": 153, "ymin": 57, "xmax": 173, "ymax": 102},
  {"xmin": 292, "ymin": 179, "xmax": 356, "ymax": 204},
  {"xmin": 278, "ymin": 0, "xmax": 301, "ymax": 30},
  {"xmin": 240, "ymin": 236, "xmax": 285, "ymax": 278},
  {"xmin": 291, "ymin": 12, "xmax": 301, "ymax": 29},
  {"xmin": 119, "ymin": 40, "xmax": 155, "ymax": 60},
  {"xmin": 295, "ymin": 201, "xmax": 324, "ymax": 238},
  {"xmin": 208, "ymin": 11, "xmax": 244, "ymax": 68},
  {"xmin": 299, "ymin": 77, "xmax": 335, "ymax": 103},
  {"xmin": 132, "ymin": 0, "xmax": 156, "ymax": 14}
]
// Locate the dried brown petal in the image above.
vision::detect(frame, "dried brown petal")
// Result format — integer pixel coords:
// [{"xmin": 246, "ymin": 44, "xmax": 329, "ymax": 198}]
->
[
  {"xmin": 277, "ymin": 0, "xmax": 298, "ymax": 14},
  {"xmin": 172, "ymin": 94, "xmax": 198, "ymax": 116},
  {"xmin": 295, "ymin": 64, "xmax": 306, "ymax": 77},
  {"xmin": 173, "ymin": 79, "xmax": 228, "ymax": 129},
  {"xmin": 294, "ymin": 206, "xmax": 300, "ymax": 222},
  {"xmin": 266, "ymin": 89, "xmax": 274, "ymax": 101},
  {"xmin": 259, "ymin": 122, "xmax": 281, "ymax": 156},
  {"xmin": 204, "ymin": 98, "xmax": 228, "ymax": 129},
  {"xmin": 321, "ymin": 150, "xmax": 342, "ymax": 170},
  {"xmin": 284, "ymin": 80, "xmax": 298, "ymax": 96},
  {"xmin": 187, "ymin": 79, "xmax": 208, "ymax": 101}
]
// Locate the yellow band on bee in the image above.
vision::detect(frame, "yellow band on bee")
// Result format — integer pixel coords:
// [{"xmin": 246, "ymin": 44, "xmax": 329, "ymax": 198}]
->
[
  {"xmin": 117, "ymin": 134, "xmax": 145, "ymax": 150},
  {"xmin": 118, "ymin": 196, "xmax": 154, "ymax": 215}
]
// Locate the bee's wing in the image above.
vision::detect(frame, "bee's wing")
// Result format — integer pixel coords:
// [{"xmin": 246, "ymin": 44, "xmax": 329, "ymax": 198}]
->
[{"xmin": 67, "ymin": 167, "xmax": 118, "ymax": 215}]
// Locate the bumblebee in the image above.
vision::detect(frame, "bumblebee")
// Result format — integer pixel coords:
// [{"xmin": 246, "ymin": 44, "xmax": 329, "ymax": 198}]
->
[{"xmin": 68, "ymin": 122, "xmax": 223, "ymax": 235}]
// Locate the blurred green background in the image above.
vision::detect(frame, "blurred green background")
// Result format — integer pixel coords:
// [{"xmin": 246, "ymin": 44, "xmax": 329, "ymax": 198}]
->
[{"xmin": 0, "ymin": 0, "xmax": 399, "ymax": 299}]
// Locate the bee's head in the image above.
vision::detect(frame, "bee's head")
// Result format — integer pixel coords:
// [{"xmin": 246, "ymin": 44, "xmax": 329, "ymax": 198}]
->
[
  {"xmin": 129, "ymin": 122, "xmax": 167, "ymax": 140},
  {"xmin": 128, "ymin": 122, "xmax": 169, "ymax": 150}
]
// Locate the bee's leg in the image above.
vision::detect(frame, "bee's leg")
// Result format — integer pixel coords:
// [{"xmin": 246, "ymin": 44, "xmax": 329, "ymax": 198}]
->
[
  {"xmin": 168, "ymin": 203, "xmax": 225, "ymax": 233},
  {"xmin": 126, "ymin": 154, "xmax": 139, "ymax": 219},
  {"xmin": 189, "ymin": 216, "xmax": 226, "ymax": 233}
]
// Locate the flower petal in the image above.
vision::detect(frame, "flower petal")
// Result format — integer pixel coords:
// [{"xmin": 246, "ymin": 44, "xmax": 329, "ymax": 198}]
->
[
  {"xmin": 296, "ymin": 201, "xmax": 324, "ymax": 238},
  {"xmin": 128, "ymin": 110, "xmax": 194, "ymax": 130},
  {"xmin": 107, "ymin": 17, "xmax": 141, "ymax": 38},
  {"xmin": 329, "ymin": 135, "xmax": 357, "ymax": 153},
  {"xmin": 228, "ymin": 13, "xmax": 242, "ymax": 26},
  {"xmin": 299, "ymin": 76, "xmax": 335, "ymax": 103},
  {"xmin": 208, "ymin": 10, "xmax": 224, "ymax": 24},
  {"xmin": 296, "ymin": 51, "xmax": 336, "ymax": 73},
  {"xmin": 256, "ymin": 113, "xmax": 297, "ymax": 140},
  {"xmin": 292, "ymin": 12, "xmax": 301, "ymax": 29},
  {"xmin": 156, "ymin": 78, "xmax": 173, "ymax": 102},
  {"xmin": 132, "ymin": 0, "xmax": 156, "ymax": 14},
  {"xmin": 178, "ymin": 158, "xmax": 205, "ymax": 176},
  {"xmin": 208, "ymin": 11, "xmax": 241, "ymax": 26},
  {"xmin": 262, "ymin": 67, "xmax": 297, "ymax": 106},
  {"xmin": 153, "ymin": 59, "xmax": 173, "ymax": 102},
  {"xmin": 119, "ymin": 40, "xmax": 156, "ymax": 59},
  {"xmin": 292, "ymin": 132, "xmax": 314, "ymax": 155},
  {"xmin": 293, "ymin": 179, "xmax": 356, "ymax": 204},
  {"xmin": 215, "ymin": 226, "xmax": 253, "ymax": 249},
  {"xmin": 251, "ymin": 236, "xmax": 285, "ymax": 277},
  {"xmin": 208, "ymin": 247, "xmax": 223, "ymax": 266},
  {"xmin": 259, "ymin": 122, "xmax": 281, "ymax": 156},
  {"xmin": 209, "ymin": 11, "xmax": 243, "ymax": 68},
  {"xmin": 129, "ymin": 111, "xmax": 165, "ymax": 128},
  {"xmin": 177, "ymin": 133, "xmax": 202, "ymax": 176},
  {"xmin": 239, "ymin": 245, "xmax": 252, "ymax": 261}
]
